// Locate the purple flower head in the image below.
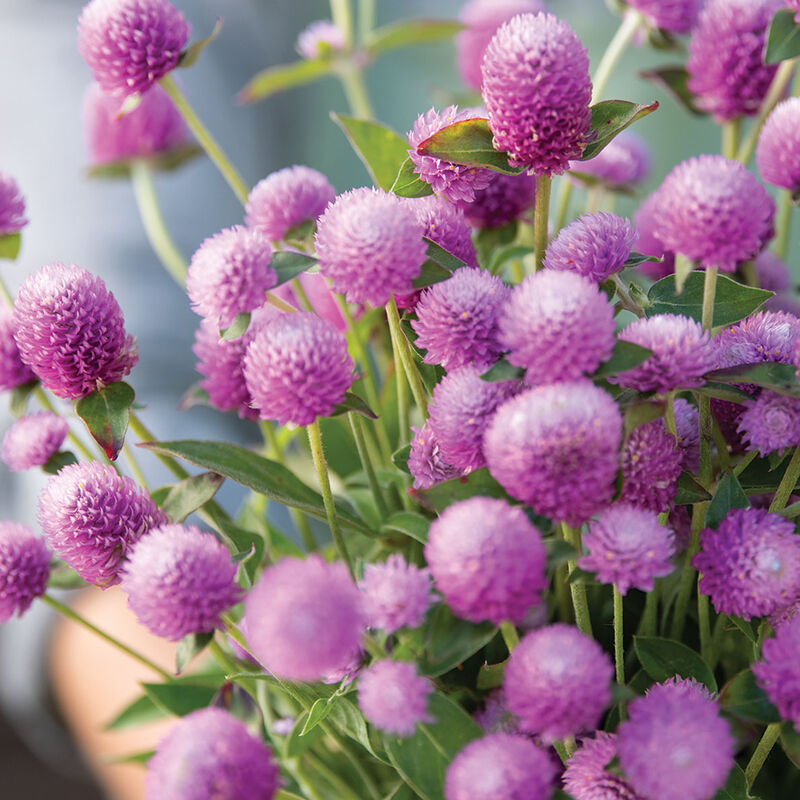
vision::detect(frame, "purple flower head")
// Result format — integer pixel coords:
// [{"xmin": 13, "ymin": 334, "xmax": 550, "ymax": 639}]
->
[
  {"xmin": 146, "ymin": 707, "xmax": 280, "ymax": 800},
  {"xmin": 315, "ymin": 187, "xmax": 426, "ymax": 305},
  {"xmin": 244, "ymin": 555, "xmax": 364, "ymax": 682},
  {"xmin": 243, "ymin": 311, "xmax": 353, "ymax": 426},
  {"xmin": 359, "ymin": 554, "xmax": 434, "ymax": 634},
  {"xmin": 482, "ymin": 12, "xmax": 593, "ymax": 176},
  {"xmin": 628, "ymin": 0, "xmax": 701, "ymax": 33},
  {"xmin": 425, "ymin": 497, "xmax": 547, "ymax": 625},
  {"xmin": 122, "ymin": 523, "xmax": 240, "ymax": 641},
  {"xmin": 38, "ymin": 461, "xmax": 166, "ymax": 587},
  {"xmin": 1, "ymin": 412, "xmax": 69, "ymax": 472},
  {"xmin": 580, "ymin": 504, "xmax": 676, "ymax": 595},
  {"xmin": 0, "ymin": 172, "xmax": 28, "ymax": 235},
  {"xmin": 0, "ymin": 308, "xmax": 35, "ymax": 392},
  {"xmin": 0, "ymin": 522, "xmax": 50, "ymax": 623},
  {"xmin": 296, "ymin": 20, "xmax": 346, "ymax": 59},
  {"xmin": 408, "ymin": 195, "xmax": 478, "ymax": 267},
  {"xmin": 484, "ymin": 381, "xmax": 622, "ymax": 525},
  {"xmin": 789, "ymin": 0, "xmax": 800, "ymax": 20},
  {"xmin": 13, "ymin": 263, "xmax": 137, "ymax": 399},
  {"xmin": 753, "ymin": 615, "xmax": 800, "ymax": 731},
  {"xmin": 456, "ymin": 171, "xmax": 537, "ymax": 229},
  {"xmin": 412, "ymin": 268, "xmax": 509, "ymax": 372},
  {"xmin": 674, "ymin": 397, "xmax": 700, "ymax": 473},
  {"xmin": 570, "ymin": 131, "xmax": 652, "ymax": 189},
  {"xmin": 357, "ymin": 660, "xmax": 433, "ymax": 737},
  {"xmin": 505, "ymin": 623, "xmax": 613, "ymax": 742},
  {"xmin": 563, "ymin": 731, "xmax": 643, "ymax": 800},
  {"xmin": 714, "ymin": 311, "xmax": 800, "ymax": 369},
  {"xmin": 633, "ymin": 193, "xmax": 674, "ymax": 281},
  {"xmin": 408, "ymin": 423, "xmax": 462, "ymax": 489},
  {"xmin": 618, "ymin": 678, "xmax": 734, "ymax": 800},
  {"xmin": 755, "ymin": 250, "xmax": 792, "ymax": 294},
  {"xmin": 544, "ymin": 212, "xmax": 638, "ymax": 283},
  {"xmin": 688, "ymin": 0, "xmax": 780, "ymax": 122},
  {"xmin": 757, "ymin": 98, "xmax": 800, "ymax": 191},
  {"xmin": 428, "ymin": 367, "xmax": 519, "ymax": 472},
  {"xmin": 445, "ymin": 732, "xmax": 556, "ymax": 800},
  {"xmin": 245, "ymin": 166, "xmax": 336, "ymax": 242},
  {"xmin": 650, "ymin": 155, "xmax": 775, "ymax": 271},
  {"xmin": 738, "ymin": 391, "xmax": 800, "ymax": 454}
]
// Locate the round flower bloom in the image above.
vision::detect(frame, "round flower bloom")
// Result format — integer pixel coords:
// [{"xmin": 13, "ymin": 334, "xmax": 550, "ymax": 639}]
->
[
  {"xmin": 244, "ymin": 555, "xmax": 364, "ymax": 682},
  {"xmin": 617, "ymin": 678, "xmax": 734, "ymax": 800},
  {"xmin": 543, "ymin": 212, "xmax": 638, "ymax": 283},
  {"xmin": 315, "ymin": 187, "xmax": 426, "ymax": 306},
  {"xmin": 0, "ymin": 172, "xmax": 28, "ymax": 235},
  {"xmin": 456, "ymin": 171, "xmax": 537, "ymax": 229},
  {"xmin": 408, "ymin": 195, "xmax": 478, "ymax": 267},
  {"xmin": 738, "ymin": 392, "xmax": 800, "ymax": 454},
  {"xmin": 359, "ymin": 554, "xmax": 434, "ymax": 634},
  {"xmin": 0, "ymin": 308, "xmax": 36, "ymax": 392},
  {"xmin": 13, "ymin": 262, "xmax": 137, "ymax": 400},
  {"xmin": 504, "ymin": 624, "xmax": 613, "ymax": 742},
  {"xmin": 756, "ymin": 98, "xmax": 800, "ymax": 191},
  {"xmin": 674, "ymin": 397, "xmax": 700, "ymax": 473},
  {"xmin": 570, "ymin": 131, "xmax": 651, "ymax": 189},
  {"xmin": 296, "ymin": 20, "xmax": 345, "ymax": 59},
  {"xmin": 753, "ymin": 616, "xmax": 800, "ymax": 731},
  {"xmin": 412, "ymin": 268, "xmax": 509, "ymax": 372},
  {"xmin": 563, "ymin": 732, "xmax": 642, "ymax": 800},
  {"xmin": 693, "ymin": 507, "xmax": 800, "ymax": 619},
  {"xmin": 1, "ymin": 412, "xmax": 69, "ymax": 472},
  {"xmin": 358, "ymin": 660, "xmax": 433, "ymax": 737},
  {"xmin": 0, "ymin": 522, "xmax": 50, "ymax": 623},
  {"xmin": 755, "ymin": 250, "xmax": 792, "ymax": 294},
  {"xmin": 122, "ymin": 524, "xmax": 240, "ymax": 641},
  {"xmin": 428, "ymin": 367, "xmax": 519, "ymax": 472},
  {"xmin": 580, "ymin": 504, "xmax": 675, "ymax": 594},
  {"xmin": 146, "ymin": 707, "xmax": 280, "ymax": 800},
  {"xmin": 714, "ymin": 311, "xmax": 800, "ymax": 369},
  {"xmin": 687, "ymin": 0, "xmax": 780, "ymax": 122},
  {"xmin": 633, "ymin": 193, "xmax": 674, "ymax": 281},
  {"xmin": 408, "ymin": 422, "xmax": 462, "ymax": 489},
  {"xmin": 243, "ymin": 311, "xmax": 353, "ymax": 426},
  {"xmin": 650, "ymin": 155, "xmax": 775, "ymax": 271},
  {"xmin": 245, "ymin": 166, "xmax": 336, "ymax": 243},
  {"xmin": 38, "ymin": 461, "xmax": 166, "ymax": 587},
  {"xmin": 78, "ymin": 0, "xmax": 191, "ymax": 99},
  {"xmin": 445, "ymin": 733, "xmax": 556, "ymax": 800},
  {"xmin": 628, "ymin": 0, "xmax": 701, "ymax": 33},
  {"xmin": 425, "ymin": 497, "xmax": 547, "ymax": 624},
  {"xmin": 482, "ymin": 12, "xmax": 593, "ymax": 175},
  {"xmin": 484, "ymin": 381, "xmax": 622, "ymax": 525}
]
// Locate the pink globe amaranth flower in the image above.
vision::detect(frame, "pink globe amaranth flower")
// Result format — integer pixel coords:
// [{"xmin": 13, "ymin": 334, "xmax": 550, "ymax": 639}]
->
[
  {"xmin": 296, "ymin": 20, "xmax": 346, "ymax": 59},
  {"xmin": 13, "ymin": 263, "xmax": 137, "ymax": 400},
  {"xmin": 412, "ymin": 268, "xmax": 509, "ymax": 372},
  {"xmin": 315, "ymin": 187, "xmax": 427, "ymax": 306},
  {"xmin": 650, "ymin": 155, "xmax": 775, "ymax": 271},
  {"xmin": 245, "ymin": 166, "xmax": 336, "ymax": 243},
  {"xmin": 499, "ymin": 270, "xmax": 616, "ymax": 384},
  {"xmin": 633, "ymin": 193, "xmax": 675, "ymax": 281},
  {"xmin": 187, "ymin": 226, "xmax": 276, "ymax": 329},
  {"xmin": 628, "ymin": 0, "xmax": 701, "ymax": 33},
  {"xmin": 0, "ymin": 172, "xmax": 28, "ymax": 235},
  {"xmin": 408, "ymin": 195, "xmax": 478, "ymax": 267},
  {"xmin": 357, "ymin": 660, "xmax": 433, "ymax": 737},
  {"xmin": 617, "ymin": 678, "xmax": 734, "ymax": 800},
  {"xmin": 445, "ymin": 732, "xmax": 556, "ymax": 800},
  {"xmin": 146, "ymin": 707, "xmax": 280, "ymax": 800},
  {"xmin": 544, "ymin": 212, "xmax": 638, "ymax": 283},
  {"xmin": 38, "ymin": 461, "xmax": 166, "ymax": 587},
  {"xmin": 570, "ymin": 131, "xmax": 652, "ymax": 189},
  {"xmin": 0, "ymin": 522, "xmax": 50, "ymax": 623},
  {"xmin": 756, "ymin": 98, "xmax": 800, "ymax": 191},
  {"xmin": 693, "ymin": 507, "xmax": 800, "ymax": 619},
  {"xmin": 0, "ymin": 308, "xmax": 35, "ymax": 392},
  {"xmin": 674, "ymin": 397, "xmax": 700, "ymax": 473},
  {"xmin": 1, "ymin": 412, "xmax": 69, "ymax": 472},
  {"xmin": 482, "ymin": 12, "xmax": 592, "ymax": 176},
  {"xmin": 580, "ymin": 504, "xmax": 676, "ymax": 595},
  {"xmin": 244, "ymin": 555, "xmax": 364, "ymax": 682},
  {"xmin": 425, "ymin": 497, "xmax": 547, "ymax": 625},
  {"xmin": 484, "ymin": 381, "xmax": 622, "ymax": 525},
  {"xmin": 408, "ymin": 422, "xmax": 463, "ymax": 489},
  {"xmin": 122, "ymin": 524, "xmax": 240, "ymax": 641},
  {"xmin": 738, "ymin": 391, "xmax": 800, "ymax": 454},
  {"xmin": 755, "ymin": 250, "xmax": 792, "ymax": 294},
  {"xmin": 563, "ymin": 731, "xmax": 643, "ymax": 800},
  {"xmin": 78, "ymin": 0, "xmax": 191, "ymax": 99},
  {"xmin": 504, "ymin": 624, "xmax": 613, "ymax": 742},
  {"xmin": 359, "ymin": 554, "xmax": 434, "ymax": 634},
  {"xmin": 408, "ymin": 106, "xmax": 494, "ymax": 203},
  {"xmin": 688, "ymin": 0, "xmax": 780, "ymax": 122},
  {"xmin": 428, "ymin": 367, "xmax": 520, "ymax": 472},
  {"xmin": 455, "ymin": 171, "xmax": 537, "ymax": 229},
  {"xmin": 243, "ymin": 311, "xmax": 353, "ymax": 426},
  {"xmin": 754, "ymin": 615, "xmax": 800, "ymax": 731}
]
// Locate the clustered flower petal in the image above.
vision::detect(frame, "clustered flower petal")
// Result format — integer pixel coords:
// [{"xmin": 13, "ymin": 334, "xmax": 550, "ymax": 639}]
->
[
  {"xmin": 620, "ymin": 419, "xmax": 683, "ymax": 512},
  {"xmin": 753, "ymin": 615, "xmax": 800, "ymax": 731},
  {"xmin": 0, "ymin": 172, "xmax": 28, "ymax": 235},
  {"xmin": 570, "ymin": 131, "xmax": 651, "ymax": 189},
  {"xmin": 408, "ymin": 195, "xmax": 478, "ymax": 267},
  {"xmin": 296, "ymin": 20, "xmax": 345, "ymax": 59},
  {"xmin": 756, "ymin": 98, "xmax": 800, "ymax": 191},
  {"xmin": 358, "ymin": 660, "xmax": 433, "ymax": 737},
  {"xmin": 0, "ymin": 308, "xmax": 35, "ymax": 392},
  {"xmin": 0, "ymin": 522, "xmax": 50, "ymax": 623},
  {"xmin": 628, "ymin": 0, "xmax": 701, "ymax": 33},
  {"xmin": 1, "ymin": 412, "xmax": 69, "ymax": 472},
  {"xmin": 456, "ymin": 172, "xmax": 537, "ymax": 229},
  {"xmin": 738, "ymin": 391, "xmax": 800, "ymax": 454},
  {"xmin": 408, "ymin": 422, "xmax": 462, "ymax": 489},
  {"xmin": 563, "ymin": 731, "xmax": 644, "ymax": 800}
]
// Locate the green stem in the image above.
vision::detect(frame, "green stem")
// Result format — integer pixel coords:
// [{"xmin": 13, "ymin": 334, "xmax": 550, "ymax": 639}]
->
[
  {"xmin": 701, "ymin": 266, "xmax": 718, "ymax": 331},
  {"xmin": 128, "ymin": 410, "xmax": 189, "ymax": 479},
  {"xmin": 337, "ymin": 62, "xmax": 374, "ymax": 118},
  {"xmin": 500, "ymin": 621, "xmax": 520, "ymax": 653},
  {"xmin": 330, "ymin": 0, "xmax": 355, "ymax": 49},
  {"xmin": 640, "ymin": 583, "xmax": 658, "ymax": 636},
  {"xmin": 698, "ymin": 584, "xmax": 712, "ymax": 664},
  {"xmin": 744, "ymin": 722, "xmax": 782, "ymax": 788},
  {"xmin": 349, "ymin": 412, "xmax": 388, "ymax": 518},
  {"xmin": 591, "ymin": 9, "xmax": 642, "ymax": 102},
  {"xmin": 775, "ymin": 189, "xmax": 793, "ymax": 260},
  {"xmin": 611, "ymin": 274, "xmax": 645, "ymax": 318},
  {"xmin": 391, "ymin": 329, "xmax": 410, "ymax": 448},
  {"xmin": 386, "ymin": 297, "xmax": 428, "ymax": 416},
  {"xmin": 770, "ymin": 446, "xmax": 800, "ymax": 512},
  {"xmin": 553, "ymin": 178, "xmax": 573, "ymax": 235},
  {"xmin": 733, "ymin": 448, "xmax": 758, "ymax": 477},
  {"xmin": 290, "ymin": 277, "xmax": 313, "ymax": 311},
  {"xmin": 208, "ymin": 637, "xmax": 238, "ymax": 676},
  {"xmin": 552, "ymin": 740, "xmax": 570, "ymax": 765},
  {"xmin": 533, "ymin": 175, "xmax": 551, "ymax": 271},
  {"xmin": 562, "ymin": 523, "xmax": 593, "ymax": 636},
  {"xmin": 357, "ymin": 0, "xmax": 376, "ymax": 45},
  {"xmin": 123, "ymin": 443, "xmax": 149, "ymax": 489},
  {"xmin": 664, "ymin": 391, "xmax": 677, "ymax": 439},
  {"xmin": 721, "ymin": 119, "xmax": 741, "ymax": 161},
  {"xmin": 613, "ymin": 584, "xmax": 625, "ymax": 687},
  {"xmin": 671, "ymin": 501, "xmax": 706, "ymax": 639}
]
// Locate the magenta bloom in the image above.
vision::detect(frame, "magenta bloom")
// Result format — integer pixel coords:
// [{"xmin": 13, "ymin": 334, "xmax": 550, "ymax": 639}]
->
[
  {"xmin": 544, "ymin": 212, "xmax": 638, "ymax": 282},
  {"xmin": 484, "ymin": 381, "xmax": 622, "ymax": 525},
  {"xmin": 505, "ymin": 624, "xmax": 613, "ymax": 742},
  {"xmin": 563, "ymin": 732, "xmax": 642, "ymax": 800},
  {"xmin": 482, "ymin": 12, "xmax": 592, "ymax": 175},
  {"xmin": 714, "ymin": 311, "xmax": 800, "ymax": 369},
  {"xmin": 408, "ymin": 423, "xmax": 462, "ymax": 489},
  {"xmin": 146, "ymin": 707, "xmax": 280, "ymax": 800},
  {"xmin": 757, "ymin": 98, "xmax": 800, "ymax": 191},
  {"xmin": 0, "ymin": 172, "xmax": 28, "ymax": 235},
  {"xmin": 244, "ymin": 556, "xmax": 363, "ymax": 682},
  {"xmin": 674, "ymin": 398, "xmax": 700, "ymax": 473},
  {"xmin": 571, "ymin": 131, "xmax": 651, "ymax": 189},
  {"xmin": 13, "ymin": 263, "xmax": 137, "ymax": 400},
  {"xmin": 633, "ymin": 193, "xmax": 674, "ymax": 281},
  {"xmin": 122, "ymin": 524, "xmax": 240, "ymax": 641},
  {"xmin": 1, "ymin": 412, "xmax": 69, "ymax": 472},
  {"xmin": 243, "ymin": 311, "xmax": 353, "ymax": 426},
  {"xmin": 618, "ymin": 678, "xmax": 734, "ymax": 800},
  {"xmin": 315, "ymin": 187, "xmax": 426, "ymax": 306},
  {"xmin": 0, "ymin": 522, "xmax": 50, "ymax": 623},
  {"xmin": 38, "ymin": 461, "xmax": 166, "ymax": 587},
  {"xmin": 425, "ymin": 497, "xmax": 547, "ymax": 624},
  {"xmin": 445, "ymin": 733, "xmax": 556, "ymax": 800},
  {"xmin": 628, "ymin": 0, "xmax": 701, "ymax": 33},
  {"xmin": 739, "ymin": 392, "xmax": 800, "ymax": 454},
  {"xmin": 456, "ymin": 172, "xmax": 537, "ymax": 229},
  {"xmin": 78, "ymin": 0, "xmax": 190, "ymax": 99},
  {"xmin": 754, "ymin": 616, "xmax": 800, "ymax": 731},
  {"xmin": 408, "ymin": 195, "xmax": 478, "ymax": 267},
  {"xmin": 358, "ymin": 660, "xmax": 433, "ymax": 737},
  {"xmin": 296, "ymin": 20, "xmax": 345, "ymax": 59},
  {"xmin": 359, "ymin": 554, "xmax": 434, "ymax": 634},
  {"xmin": 0, "ymin": 308, "xmax": 35, "ymax": 392}
]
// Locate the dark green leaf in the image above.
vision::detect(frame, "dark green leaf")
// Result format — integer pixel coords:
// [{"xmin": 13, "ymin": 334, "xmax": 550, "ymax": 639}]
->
[
  {"xmin": 238, "ymin": 58, "xmax": 334, "ymax": 103},
  {"xmin": 706, "ymin": 362, "xmax": 800, "ymax": 398},
  {"xmin": 365, "ymin": 19, "xmax": 464, "ymax": 55},
  {"xmin": 87, "ymin": 144, "xmax": 203, "ymax": 180},
  {"xmin": 739, "ymin": 454, "xmax": 800, "ymax": 495},
  {"xmin": 301, "ymin": 697, "xmax": 337, "ymax": 735},
  {"xmin": 176, "ymin": 631, "xmax": 214, "ymax": 674},
  {"xmin": 393, "ymin": 444, "xmax": 412, "ymax": 474},
  {"xmin": 623, "ymin": 252, "xmax": 662, "ymax": 268},
  {"xmin": 285, "ymin": 711, "xmax": 325, "ymax": 757},
  {"xmin": 419, "ymin": 605, "xmax": 496, "ymax": 677},
  {"xmin": 674, "ymin": 471, "xmax": 712, "ymax": 505},
  {"xmin": 781, "ymin": 722, "xmax": 800, "ymax": 770},
  {"xmin": 271, "ymin": 250, "xmax": 318, "ymax": 285},
  {"xmin": 624, "ymin": 401, "xmax": 666, "ymax": 435},
  {"xmin": 580, "ymin": 100, "xmax": 659, "ymax": 161},
  {"xmin": 480, "ymin": 359, "xmax": 525, "ymax": 382},
  {"xmin": 706, "ymin": 471, "xmax": 750, "ymax": 530},
  {"xmin": 424, "ymin": 238, "xmax": 467, "ymax": 271},
  {"xmin": 0, "ymin": 232, "xmax": 21, "ymax": 260},
  {"xmin": 178, "ymin": 17, "xmax": 223, "ymax": 68},
  {"xmin": 327, "ymin": 694, "xmax": 389, "ymax": 762},
  {"xmin": 639, "ymin": 66, "xmax": 706, "ymax": 115},
  {"xmin": 42, "ymin": 450, "xmax": 79, "ymax": 475},
  {"xmin": 220, "ymin": 312, "xmax": 250, "ymax": 341},
  {"xmin": 414, "ymin": 468, "xmax": 510, "ymax": 512},
  {"xmin": 477, "ymin": 659, "xmax": 507, "ymax": 690},
  {"xmin": 9, "ymin": 381, "xmax": 37, "ymax": 418},
  {"xmin": 728, "ymin": 615, "xmax": 758, "ymax": 643},
  {"xmin": 545, "ymin": 538, "xmax": 579, "ymax": 570},
  {"xmin": 75, "ymin": 381, "xmax": 135, "ymax": 461},
  {"xmin": 765, "ymin": 8, "xmax": 800, "ymax": 64},
  {"xmin": 331, "ymin": 392, "xmax": 378, "ymax": 419},
  {"xmin": 142, "ymin": 682, "xmax": 219, "ymax": 717},
  {"xmin": 694, "ymin": 382, "xmax": 753, "ymax": 404},
  {"xmin": 380, "ymin": 511, "xmax": 431, "ymax": 543},
  {"xmin": 712, "ymin": 764, "xmax": 759, "ymax": 800},
  {"xmin": 47, "ymin": 560, "xmax": 87, "ymax": 590},
  {"xmin": 594, "ymin": 340, "xmax": 653, "ymax": 379},
  {"xmin": 475, "ymin": 222, "xmax": 518, "ymax": 268},
  {"xmin": 634, "ymin": 636, "xmax": 717, "ymax": 691},
  {"xmin": 160, "ymin": 472, "xmax": 225, "ymax": 522},
  {"xmin": 720, "ymin": 670, "xmax": 780, "ymax": 724},
  {"xmin": 390, "ymin": 157, "xmax": 434, "ymax": 198},
  {"xmin": 106, "ymin": 694, "xmax": 165, "ymax": 731},
  {"xmin": 412, "ymin": 260, "xmax": 453, "ymax": 289}
]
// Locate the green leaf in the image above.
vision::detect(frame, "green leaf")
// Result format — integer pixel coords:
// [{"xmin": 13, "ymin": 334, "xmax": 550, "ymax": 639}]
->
[
  {"xmin": 477, "ymin": 660, "xmax": 507, "ymax": 690},
  {"xmin": 765, "ymin": 8, "xmax": 800, "ymax": 64},
  {"xmin": 301, "ymin": 697, "xmax": 337, "ymax": 735},
  {"xmin": 545, "ymin": 538, "xmax": 579, "ymax": 570},
  {"xmin": 728, "ymin": 615, "xmax": 758, "ymax": 643},
  {"xmin": 624, "ymin": 401, "xmax": 666, "ymax": 435},
  {"xmin": 694, "ymin": 382, "xmax": 753, "ymax": 404},
  {"xmin": 706, "ymin": 362, "xmax": 800, "ymax": 398},
  {"xmin": 488, "ymin": 244, "xmax": 533, "ymax": 275},
  {"xmin": 390, "ymin": 157, "xmax": 434, "ymax": 198},
  {"xmin": 42, "ymin": 450, "xmax": 79, "ymax": 475},
  {"xmin": 475, "ymin": 222, "xmax": 518, "ymax": 268},
  {"xmin": 623, "ymin": 252, "xmax": 662, "ymax": 268},
  {"xmin": 326, "ymin": 694, "xmax": 389, "ymax": 762},
  {"xmin": 639, "ymin": 66, "xmax": 706, "ymax": 115},
  {"xmin": 480, "ymin": 359, "xmax": 525, "ymax": 383},
  {"xmin": 712, "ymin": 764, "xmax": 759, "ymax": 800},
  {"xmin": 580, "ymin": 100, "xmax": 659, "ymax": 161},
  {"xmin": 413, "ymin": 468, "xmax": 510, "ymax": 513},
  {"xmin": 634, "ymin": 636, "xmax": 717, "ymax": 691},
  {"xmin": 412, "ymin": 260, "xmax": 453, "ymax": 289},
  {"xmin": 75, "ymin": 381, "xmax": 135, "ymax": 461},
  {"xmin": 47, "ymin": 560, "xmax": 87, "ymax": 590},
  {"xmin": 201, "ymin": 502, "xmax": 264, "ymax": 584},
  {"xmin": 739, "ymin": 454, "xmax": 800, "ymax": 495},
  {"xmin": 9, "ymin": 380, "xmax": 37, "ymax": 418},
  {"xmin": 365, "ymin": 19, "xmax": 464, "ymax": 56},
  {"xmin": 331, "ymin": 391, "xmax": 378, "ymax": 420},
  {"xmin": 706, "ymin": 471, "xmax": 750, "ymax": 530},
  {"xmin": 238, "ymin": 58, "xmax": 334, "ymax": 103},
  {"xmin": 285, "ymin": 712, "xmax": 325, "ymax": 757},
  {"xmin": 142, "ymin": 682, "xmax": 219, "ymax": 717},
  {"xmin": 719, "ymin": 670, "xmax": 780, "ymax": 724},
  {"xmin": 674, "ymin": 471, "xmax": 712, "ymax": 505},
  {"xmin": 781, "ymin": 722, "xmax": 800, "ymax": 769},
  {"xmin": 419, "ymin": 605, "xmax": 496, "ymax": 677},
  {"xmin": 0, "ymin": 232, "xmax": 21, "ymax": 260},
  {"xmin": 271, "ymin": 250, "xmax": 318, "ymax": 285},
  {"xmin": 392, "ymin": 444, "xmax": 412, "ymax": 474},
  {"xmin": 593, "ymin": 340, "xmax": 653, "ymax": 379},
  {"xmin": 424, "ymin": 238, "xmax": 467, "ymax": 272},
  {"xmin": 175, "ymin": 632, "xmax": 214, "ymax": 675},
  {"xmin": 380, "ymin": 511, "xmax": 431, "ymax": 543},
  {"xmin": 220, "ymin": 312, "xmax": 250, "ymax": 341},
  {"xmin": 673, "ymin": 255, "xmax": 694, "ymax": 295},
  {"xmin": 87, "ymin": 144, "xmax": 203, "ymax": 179},
  {"xmin": 178, "ymin": 17, "xmax": 223, "ymax": 68},
  {"xmin": 105, "ymin": 694, "xmax": 165, "ymax": 731},
  {"xmin": 161, "ymin": 472, "xmax": 225, "ymax": 523}
]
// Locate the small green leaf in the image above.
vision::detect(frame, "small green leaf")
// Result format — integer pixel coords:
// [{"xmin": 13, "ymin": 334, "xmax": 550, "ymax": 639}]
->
[
  {"xmin": 412, "ymin": 260, "xmax": 452, "ymax": 289},
  {"xmin": 220, "ymin": 312, "xmax": 250, "ymax": 341},
  {"xmin": 42, "ymin": 450, "xmax": 79, "ymax": 475},
  {"xmin": 639, "ymin": 66, "xmax": 706, "ymax": 115},
  {"xmin": 75, "ymin": 381, "xmax": 135, "ymax": 461},
  {"xmin": 622, "ymin": 252, "xmax": 661, "ymax": 268},
  {"xmin": 271, "ymin": 250, "xmax": 318, "ymax": 285},
  {"xmin": 728, "ymin": 615, "xmax": 758, "ymax": 643},
  {"xmin": 9, "ymin": 381, "xmax": 37, "ymax": 418},
  {"xmin": 475, "ymin": 222, "xmax": 518, "ymax": 268},
  {"xmin": 87, "ymin": 145, "xmax": 203, "ymax": 180},
  {"xmin": 706, "ymin": 471, "xmax": 750, "ymax": 529},
  {"xmin": 477, "ymin": 660, "xmax": 507, "ymax": 690},
  {"xmin": 142, "ymin": 682, "xmax": 219, "ymax": 717},
  {"xmin": 624, "ymin": 401, "xmax": 666, "ymax": 435},
  {"xmin": 331, "ymin": 391, "xmax": 378, "ymax": 419},
  {"xmin": 480, "ymin": 359, "xmax": 525, "ymax": 383},
  {"xmin": 285, "ymin": 711, "xmax": 325, "ymax": 757},
  {"xmin": 424, "ymin": 238, "xmax": 467, "ymax": 272},
  {"xmin": 177, "ymin": 18, "xmax": 223, "ymax": 68},
  {"xmin": 414, "ymin": 468, "xmax": 510, "ymax": 513},
  {"xmin": 265, "ymin": 521, "xmax": 305, "ymax": 559},
  {"xmin": 390, "ymin": 157, "xmax": 434, "ymax": 198},
  {"xmin": 694, "ymin": 382, "xmax": 753, "ymax": 404},
  {"xmin": 393, "ymin": 444, "xmax": 412, "ymax": 474},
  {"xmin": 105, "ymin": 694, "xmax": 165, "ymax": 731},
  {"xmin": 238, "ymin": 58, "xmax": 335, "ymax": 103},
  {"xmin": 47, "ymin": 560, "xmax": 87, "ymax": 590},
  {"xmin": 419, "ymin": 605, "xmax": 496, "ymax": 677},
  {"xmin": 634, "ymin": 636, "xmax": 717, "ymax": 691},
  {"xmin": 594, "ymin": 340, "xmax": 653, "ymax": 379},
  {"xmin": 706, "ymin": 362, "xmax": 800, "ymax": 398},
  {"xmin": 720, "ymin": 670, "xmax": 780, "ymax": 724},
  {"xmin": 380, "ymin": 511, "xmax": 430, "ymax": 543},
  {"xmin": 580, "ymin": 100, "xmax": 659, "ymax": 161},
  {"xmin": 176, "ymin": 631, "xmax": 214, "ymax": 674},
  {"xmin": 301, "ymin": 697, "xmax": 337, "ymax": 736},
  {"xmin": 545, "ymin": 538, "xmax": 579, "ymax": 570},
  {"xmin": 674, "ymin": 471, "xmax": 712, "ymax": 505},
  {"xmin": 0, "ymin": 232, "xmax": 21, "ymax": 260},
  {"xmin": 765, "ymin": 8, "xmax": 800, "ymax": 64},
  {"xmin": 365, "ymin": 19, "xmax": 464, "ymax": 56},
  {"xmin": 739, "ymin": 454, "xmax": 800, "ymax": 495},
  {"xmin": 488, "ymin": 244, "xmax": 533, "ymax": 275}
]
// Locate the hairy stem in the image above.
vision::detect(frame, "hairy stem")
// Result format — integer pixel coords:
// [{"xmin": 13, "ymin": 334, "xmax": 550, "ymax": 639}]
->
[
  {"xmin": 386, "ymin": 297, "xmax": 428, "ymax": 416},
  {"xmin": 533, "ymin": 175, "xmax": 551, "ymax": 271},
  {"xmin": 562, "ymin": 523, "xmax": 593, "ymax": 636},
  {"xmin": 349, "ymin": 412, "xmax": 389, "ymax": 518},
  {"xmin": 744, "ymin": 722, "xmax": 782, "ymax": 788},
  {"xmin": 770, "ymin": 446, "xmax": 800, "ymax": 512}
]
